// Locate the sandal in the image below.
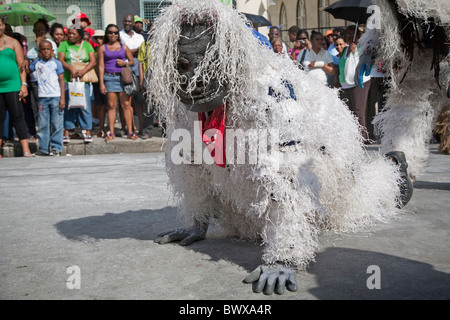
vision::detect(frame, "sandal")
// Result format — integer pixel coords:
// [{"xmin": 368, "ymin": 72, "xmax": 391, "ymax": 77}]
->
[
  {"xmin": 63, "ymin": 136, "xmax": 70, "ymax": 144},
  {"xmin": 23, "ymin": 151, "xmax": 35, "ymax": 157},
  {"xmin": 127, "ymin": 132, "xmax": 138, "ymax": 140},
  {"xmin": 105, "ymin": 132, "xmax": 115, "ymax": 141},
  {"xmin": 96, "ymin": 131, "xmax": 105, "ymax": 138}
]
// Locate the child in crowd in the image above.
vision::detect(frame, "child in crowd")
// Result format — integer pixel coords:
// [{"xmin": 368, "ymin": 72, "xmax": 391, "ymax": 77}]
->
[
  {"xmin": 29, "ymin": 40, "xmax": 65, "ymax": 156},
  {"xmin": 272, "ymin": 38, "xmax": 286, "ymax": 57}
]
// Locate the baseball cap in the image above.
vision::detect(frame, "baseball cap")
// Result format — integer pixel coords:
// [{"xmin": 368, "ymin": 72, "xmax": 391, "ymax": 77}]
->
[
  {"xmin": 134, "ymin": 15, "xmax": 144, "ymax": 24},
  {"xmin": 325, "ymin": 29, "xmax": 333, "ymax": 36},
  {"xmin": 72, "ymin": 13, "xmax": 91, "ymax": 26}
]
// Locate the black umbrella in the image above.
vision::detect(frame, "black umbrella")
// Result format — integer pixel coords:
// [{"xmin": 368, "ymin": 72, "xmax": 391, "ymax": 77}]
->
[
  {"xmin": 243, "ymin": 13, "xmax": 272, "ymax": 28},
  {"xmin": 324, "ymin": 0, "xmax": 375, "ymax": 41},
  {"xmin": 323, "ymin": 0, "xmax": 374, "ymax": 24}
]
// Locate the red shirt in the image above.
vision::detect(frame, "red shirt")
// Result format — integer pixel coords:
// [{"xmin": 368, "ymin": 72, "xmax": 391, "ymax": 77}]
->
[{"xmin": 85, "ymin": 28, "xmax": 98, "ymax": 48}]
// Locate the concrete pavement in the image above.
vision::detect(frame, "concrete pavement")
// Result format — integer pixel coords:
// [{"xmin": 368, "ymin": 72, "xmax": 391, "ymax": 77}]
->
[{"xmin": 0, "ymin": 145, "xmax": 449, "ymax": 301}]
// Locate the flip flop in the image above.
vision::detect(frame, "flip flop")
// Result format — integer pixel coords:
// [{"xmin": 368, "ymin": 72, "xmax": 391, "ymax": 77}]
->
[
  {"xmin": 105, "ymin": 132, "xmax": 115, "ymax": 141},
  {"xmin": 127, "ymin": 132, "xmax": 138, "ymax": 140}
]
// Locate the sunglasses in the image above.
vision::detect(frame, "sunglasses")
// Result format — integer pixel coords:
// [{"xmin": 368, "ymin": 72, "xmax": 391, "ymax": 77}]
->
[{"xmin": 107, "ymin": 31, "xmax": 119, "ymax": 35}]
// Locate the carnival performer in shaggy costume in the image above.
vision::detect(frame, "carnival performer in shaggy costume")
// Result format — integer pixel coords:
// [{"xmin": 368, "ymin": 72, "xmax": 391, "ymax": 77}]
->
[
  {"xmin": 434, "ymin": 102, "xmax": 450, "ymax": 154},
  {"xmin": 356, "ymin": 0, "xmax": 450, "ymax": 180},
  {"xmin": 148, "ymin": 0, "xmax": 412, "ymax": 295}
]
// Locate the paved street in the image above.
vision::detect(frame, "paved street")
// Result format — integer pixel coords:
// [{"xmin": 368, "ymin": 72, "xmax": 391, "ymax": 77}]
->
[{"xmin": 0, "ymin": 145, "xmax": 449, "ymax": 301}]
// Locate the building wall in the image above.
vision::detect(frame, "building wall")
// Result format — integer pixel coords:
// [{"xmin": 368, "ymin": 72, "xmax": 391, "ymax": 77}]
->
[
  {"xmin": 104, "ymin": 0, "xmax": 117, "ymax": 26},
  {"xmin": 115, "ymin": 0, "xmax": 141, "ymax": 24},
  {"xmin": 267, "ymin": 0, "xmax": 347, "ymax": 32},
  {"xmin": 235, "ymin": 0, "xmax": 274, "ymax": 41},
  {"xmin": 265, "ymin": 0, "xmax": 347, "ymax": 47}
]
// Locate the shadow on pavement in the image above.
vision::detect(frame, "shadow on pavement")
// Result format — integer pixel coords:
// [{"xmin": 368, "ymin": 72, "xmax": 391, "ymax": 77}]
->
[
  {"xmin": 307, "ymin": 247, "xmax": 450, "ymax": 300},
  {"xmin": 54, "ymin": 208, "xmax": 450, "ymax": 297},
  {"xmin": 54, "ymin": 207, "xmax": 179, "ymax": 242},
  {"xmin": 54, "ymin": 207, "xmax": 263, "ymax": 271},
  {"xmin": 414, "ymin": 181, "xmax": 450, "ymax": 191}
]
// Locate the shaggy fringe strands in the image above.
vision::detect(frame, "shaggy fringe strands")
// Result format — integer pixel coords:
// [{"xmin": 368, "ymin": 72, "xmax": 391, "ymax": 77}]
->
[
  {"xmin": 147, "ymin": 0, "xmax": 403, "ymax": 268},
  {"xmin": 363, "ymin": 0, "xmax": 450, "ymax": 178}
]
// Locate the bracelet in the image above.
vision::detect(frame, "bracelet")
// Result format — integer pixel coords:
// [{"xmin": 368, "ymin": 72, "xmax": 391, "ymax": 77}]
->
[{"xmin": 22, "ymin": 82, "xmax": 28, "ymax": 87}]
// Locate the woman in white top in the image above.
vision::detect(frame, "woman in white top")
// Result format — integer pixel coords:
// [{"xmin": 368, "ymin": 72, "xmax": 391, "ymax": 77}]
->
[
  {"xmin": 302, "ymin": 31, "xmax": 334, "ymax": 86},
  {"xmin": 338, "ymin": 25, "xmax": 371, "ymax": 140}
]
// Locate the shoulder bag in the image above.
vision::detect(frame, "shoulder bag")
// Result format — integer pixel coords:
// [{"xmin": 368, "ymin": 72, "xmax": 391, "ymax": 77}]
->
[
  {"xmin": 124, "ymin": 69, "xmax": 140, "ymax": 96},
  {"xmin": 71, "ymin": 41, "xmax": 98, "ymax": 83}
]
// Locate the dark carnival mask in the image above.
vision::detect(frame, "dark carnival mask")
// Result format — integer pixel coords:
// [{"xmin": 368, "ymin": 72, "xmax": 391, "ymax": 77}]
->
[{"xmin": 177, "ymin": 23, "xmax": 227, "ymax": 113}]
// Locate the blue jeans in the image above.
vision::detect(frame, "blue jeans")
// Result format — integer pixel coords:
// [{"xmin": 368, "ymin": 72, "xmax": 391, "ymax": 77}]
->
[
  {"xmin": 37, "ymin": 97, "xmax": 64, "ymax": 154},
  {"xmin": 64, "ymin": 82, "xmax": 92, "ymax": 131}
]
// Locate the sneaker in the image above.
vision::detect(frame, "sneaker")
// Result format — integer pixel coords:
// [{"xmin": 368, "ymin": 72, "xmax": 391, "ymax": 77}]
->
[
  {"xmin": 63, "ymin": 136, "xmax": 70, "ymax": 144},
  {"xmin": 84, "ymin": 135, "xmax": 93, "ymax": 143},
  {"xmin": 34, "ymin": 151, "xmax": 50, "ymax": 157},
  {"xmin": 51, "ymin": 150, "xmax": 62, "ymax": 156}
]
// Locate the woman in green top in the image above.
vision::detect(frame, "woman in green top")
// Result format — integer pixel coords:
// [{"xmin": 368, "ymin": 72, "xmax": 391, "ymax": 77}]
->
[
  {"xmin": 58, "ymin": 27, "xmax": 96, "ymax": 143},
  {"xmin": 0, "ymin": 17, "xmax": 34, "ymax": 157}
]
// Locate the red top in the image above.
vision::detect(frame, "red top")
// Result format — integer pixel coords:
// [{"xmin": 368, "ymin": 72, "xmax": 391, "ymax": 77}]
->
[
  {"xmin": 84, "ymin": 28, "xmax": 98, "ymax": 48},
  {"xmin": 198, "ymin": 104, "xmax": 227, "ymax": 167}
]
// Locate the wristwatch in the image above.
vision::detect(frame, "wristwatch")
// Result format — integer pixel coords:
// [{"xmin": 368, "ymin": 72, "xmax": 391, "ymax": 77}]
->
[{"xmin": 22, "ymin": 82, "xmax": 28, "ymax": 87}]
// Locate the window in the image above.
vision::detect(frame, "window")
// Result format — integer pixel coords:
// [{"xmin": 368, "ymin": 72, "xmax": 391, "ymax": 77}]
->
[
  {"xmin": 141, "ymin": 0, "xmax": 171, "ymax": 26},
  {"xmin": 297, "ymin": 0, "xmax": 306, "ymax": 29},
  {"xmin": 318, "ymin": 0, "xmax": 330, "ymax": 29},
  {"xmin": 15, "ymin": 0, "xmax": 103, "ymax": 45}
]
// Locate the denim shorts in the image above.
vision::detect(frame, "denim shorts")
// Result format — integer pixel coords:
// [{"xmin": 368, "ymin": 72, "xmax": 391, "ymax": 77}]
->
[{"xmin": 104, "ymin": 73, "xmax": 124, "ymax": 93}]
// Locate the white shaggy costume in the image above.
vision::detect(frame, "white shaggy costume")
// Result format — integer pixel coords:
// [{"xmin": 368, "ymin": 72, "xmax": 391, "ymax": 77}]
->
[
  {"xmin": 147, "ymin": 0, "xmax": 406, "ymax": 293},
  {"xmin": 358, "ymin": 0, "xmax": 450, "ymax": 179}
]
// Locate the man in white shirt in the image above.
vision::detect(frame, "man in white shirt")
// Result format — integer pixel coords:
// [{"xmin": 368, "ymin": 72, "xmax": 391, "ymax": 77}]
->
[
  {"xmin": 119, "ymin": 13, "xmax": 145, "ymax": 137},
  {"xmin": 120, "ymin": 13, "xmax": 145, "ymax": 76}
]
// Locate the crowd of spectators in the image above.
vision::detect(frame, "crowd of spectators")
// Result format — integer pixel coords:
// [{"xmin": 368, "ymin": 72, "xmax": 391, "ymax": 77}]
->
[
  {"xmin": 1, "ymin": 11, "xmax": 155, "ymax": 157},
  {"xmin": 269, "ymin": 24, "xmax": 385, "ymax": 143},
  {"xmin": 1, "ymin": 12, "xmax": 389, "ymax": 158}
]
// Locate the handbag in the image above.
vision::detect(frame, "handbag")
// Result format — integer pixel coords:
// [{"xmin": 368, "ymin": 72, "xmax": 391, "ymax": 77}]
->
[
  {"xmin": 344, "ymin": 48, "xmax": 358, "ymax": 86},
  {"xmin": 121, "ymin": 62, "xmax": 133, "ymax": 85},
  {"xmin": 68, "ymin": 78, "xmax": 87, "ymax": 109},
  {"xmin": 71, "ymin": 42, "xmax": 98, "ymax": 83},
  {"xmin": 124, "ymin": 70, "xmax": 140, "ymax": 96}
]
